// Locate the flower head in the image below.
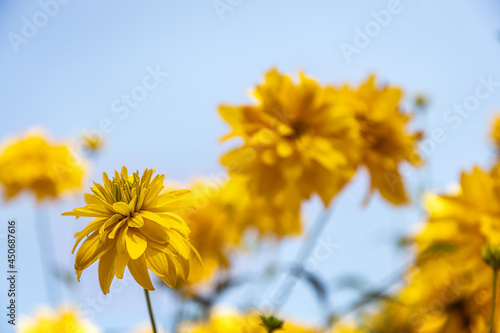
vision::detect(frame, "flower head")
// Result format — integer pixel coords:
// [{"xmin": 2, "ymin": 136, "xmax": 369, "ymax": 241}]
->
[
  {"xmin": 178, "ymin": 177, "xmax": 302, "ymax": 288},
  {"xmin": 414, "ymin": 94, "xmax": 429, "ymax": 109},
  {"xmin": 331, "ymin": 166, "xmax": 500, "ymax": 333},
  {"xmin": 181, "ymin": 310, "xmax": 318, "ymax": 333},
  {"xmin": 177, "ymin": 180, "xmax": 243, "ymax": 286},
  {"xmin": 482, "ymin": 243, "xmax": 500, "ymax": 270},
  {"xmin": 19, "ymin": 307, "xmax": 101, "ymax": 333},
  {"xmin": 339, "ymin": 76, "xmax": 423, "ymax": 205},
  {"xmin": 0, "ymin": 131, "xmax": 85, "ymax": 201},
  {"xmin": 63, "ymin": 167, "xmax": 200, "ymax": 294},
  {"xmin": 81, "ymin": 133, "xmax": 104, "ymax": 153},
  {"xmin": 398, "ymin": 166, "xmax": 500, "ymax": 331},
  {"xmin": 219, "ymin": 69, "xmax": 360, "ymax": 207},
  {"xmin": 219, "ymin": 177, "xmax": 302, "ymax": 238}
]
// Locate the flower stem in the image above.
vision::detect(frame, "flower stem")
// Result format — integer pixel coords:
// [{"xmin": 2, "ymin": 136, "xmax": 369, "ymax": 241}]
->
[
  {"xmin": 271, "ymin": 205, "xmax": 335, "ymax": 311},
  {"xmin": 490, "ymin": 268, "xmax": 498, "ymax": 333},
  {"xmin": 35, "ymin": 205, "xmax": 62, "ymax": 306},
  {"xmin": 144, "ymin": 289, "xmax": 158, "ymax": 333}
]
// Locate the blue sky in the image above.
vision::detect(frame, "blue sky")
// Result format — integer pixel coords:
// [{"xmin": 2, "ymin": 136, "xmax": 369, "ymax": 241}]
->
[{"xmin": 1, "ymin": 0, "xmax": 500, "ymax": 332}]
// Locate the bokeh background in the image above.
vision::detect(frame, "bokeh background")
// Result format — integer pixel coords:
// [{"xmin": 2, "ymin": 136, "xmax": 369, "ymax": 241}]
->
[{"xmin": 1, "ymin": 0, "xmax": 500, "ymax": 331}]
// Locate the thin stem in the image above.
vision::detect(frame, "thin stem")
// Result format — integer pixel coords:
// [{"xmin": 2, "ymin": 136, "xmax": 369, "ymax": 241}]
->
[
  {"xmin": 490, "ymin": 269, "xmax": 498, "ymax": 333},
  {"xmin": 333, "ymin": 262, "xmax": 411, "ymax": 321},
  {"xmin": 34, "ymin": 205, "xmax": 62, "ymax": 305},
  {"xmin": 296, "ymin": 205, "xmax": 335, "ymax": 263},
  {"xmin": 144, "ymin": 289, "xmax": 158, "ymax": 333},
  {"xmin": 271, "ymin": 205, "xmax": 335, "ymax": 311}
]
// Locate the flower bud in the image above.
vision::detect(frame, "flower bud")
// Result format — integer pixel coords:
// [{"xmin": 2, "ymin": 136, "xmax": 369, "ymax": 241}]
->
[
  {"xmin": 415, "ymin": 94, "xmax": 429, "ymax": 108},
  {"xmin": 259, "ymin": 314, "xmax": 284, "ymax": 332},
  {"xmin": 482, "ymin": 243, "xmax": 500, "ymax": 270}
]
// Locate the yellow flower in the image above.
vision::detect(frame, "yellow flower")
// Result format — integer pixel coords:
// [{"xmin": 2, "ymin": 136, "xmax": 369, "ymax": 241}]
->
[
  {"xmin": 325, "ymin": 166, "xmax": 500, "ymax": 333},
  {"xmin": 219, "ymin": 69, "xmax": 360, "ymax": 207},
  {"xmin": 396, "ymin": 166, "xmax": 500, "ymax": 332},
  {"xmin": 357, "ymin": 300, "xmax": 415, "ymax": 333},
  {"xmin": 491, "ymin": 114, "xmax": 500, "ymax": 152},
  {"xmin": 399, "ymin": 265, "xmax": 491, "ymax": 333},
  {"xmin": 332, "ymin": 166, "xmax": 500, "ymax": 333},
  {"xmin": 330, "ymin": 321, "xmax": 366, "ymax": 333},
  {"xmin": 18, "ymin": 307, "xmax": 101, "ymax": 333},
  {"xmin": 81, "ymin": 133, "xmax": 104, "ymax": 153},
  {"xmin": 178, "ymin": 180, "xmax": 242, "ymax": 285},
  {"xmin": 219, "ymin": 70, "xmax": 422, "ymax": 207},
  {"xmin": 414, "ymin": 94, "xmax": 429, "ymax": 108},
  {"xmin": 181, "ymin": 310, "xmax": 319, "ymax": 333},
  {"xmin": 0, "ymin": 131, "xmax": 85, "ymax": 201},
  {"xmin": 220, "ymin": 177, "xmax": 302, "ymax": 238},
  {"xmin": 62, "ymin": 167, "xmax": 201, "ymax": 294},
  {"xmin": 178, "ymin": 177, "xmax": 302, "ymax": 287},
  {"xmin": 337, "ymin": 75, "xmax": 423, "ymax": 205}
]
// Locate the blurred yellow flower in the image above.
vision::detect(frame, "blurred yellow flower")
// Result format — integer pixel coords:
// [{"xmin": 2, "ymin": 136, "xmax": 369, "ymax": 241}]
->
[
  {"xmin": 362, "ymin": 301, "xmax": 415, "ymax": 333},
  {"xmin": 178, "ymin": 177, "xmax": 302, "ymax": 287},
  {"xmin": 396, "ymin": 166, "xmax": 500, "ymax": 332},
  {"xmin": 332, "ymin": 166, "xmax": 500, "ymax": 333},
  {"xmin": 181, "ymin": 310, "xmax": 318, "ymax": 333},
  {"xmin": 178, "ymin": 180, "xmax": 243, "ymax": 285},
  {"xmin": 0, "ymin": 131, "xmax": 85, "ymax": 201},
  {"xmin": 330, "ymin": 321, "xmax": 365, "ymax": 333},
  {"xmin": 62, "ymin": 167, "xmax": 201, "ymax": 294},
  {"xmin": 400, "ymin": 266, "xmax": 491, "ymax": 333},
  {"xmin": 219, "ymin": 70, "xmax": 422, "ymax": 207},
  {"xmin": 491, "ymin": 114, "xmax": 500, "ymax": 152},
  {"xmin": 219, "ymin": 69, "xmax": 360, "ymax": 207},
  {"xmin": 414, "ymin": 94, "xmax": 429, "ymax": 108},
  {"xmin": 220, "ymin": 177, "xmax": 302, "ymax": 238},
  {"xmin": 18, "ymin": 307, "xmax": 101, "ymax": 333},
  {"xmin": 81, "ymin": 133, "xmax": 104, "ymax": 153},
  {"xmin": 338, "ymin": 75, "xmax": 423, "ymax": 205}
]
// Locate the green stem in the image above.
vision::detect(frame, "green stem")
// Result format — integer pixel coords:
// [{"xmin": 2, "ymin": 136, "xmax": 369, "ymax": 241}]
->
[
  {"xmin": 490, "ymin": 269, "xmax": 498, "ymax": 333},
  {"xmin": 144, "ymin": 289, "xmax": 158, "ymax": 333}
]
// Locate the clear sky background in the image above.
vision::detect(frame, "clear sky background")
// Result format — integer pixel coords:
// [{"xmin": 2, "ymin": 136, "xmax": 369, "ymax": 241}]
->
[{"xmin": 1, "ymin": 0, "xmax": 500, "ymax": 332}]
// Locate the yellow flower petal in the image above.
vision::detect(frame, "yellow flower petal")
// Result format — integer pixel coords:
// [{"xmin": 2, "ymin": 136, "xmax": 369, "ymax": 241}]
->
[
  {"xmin": 113, "ymin": 202, "xmax": 131, "ymax": 216},
  {"xmin": 125, "ymin": 230, "xmax": 148, "ymax": 260},
  {"xmin": 128, "ymin": 255, "xmax": 155, "ymax": 291},
  {"xmin": 98, "ymin": 249, "xmax": 115, "ymax": 295}
]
